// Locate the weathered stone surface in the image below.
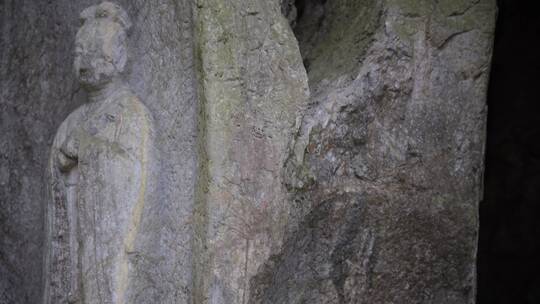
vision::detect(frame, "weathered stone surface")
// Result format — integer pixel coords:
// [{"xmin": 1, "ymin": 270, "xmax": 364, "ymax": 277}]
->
[
  {"xmin": 193, "ymin": 0, "xmax": 309, "ymax": 302},
  {"xmin": 1, "ymin": 2, "xmax": 83, "ymax": 302},
  {"xmin": 45, "ymin": 3, "xmax": 157, "ymax": 303},
  {"xmin": 250, "ymin": 0, "xmax": 497, "ymax": 303},
  {"xmin": 1, "ymin": 0, "xmax": 496, "ymax": 303},
  {"xmin": 1, "ymin": 1, "xmax": 197, "ymax": 303}
]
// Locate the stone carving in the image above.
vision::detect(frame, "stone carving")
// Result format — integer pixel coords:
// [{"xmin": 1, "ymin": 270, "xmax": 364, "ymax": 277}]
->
[{"xmin": 43, "ymin": 2, "xmax": 154, "ymax": 303}]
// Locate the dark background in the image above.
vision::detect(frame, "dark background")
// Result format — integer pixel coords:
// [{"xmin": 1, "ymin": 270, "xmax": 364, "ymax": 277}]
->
[{"xmin": 478, "ymin": 0, "xmax": 540, "ymax": 303}]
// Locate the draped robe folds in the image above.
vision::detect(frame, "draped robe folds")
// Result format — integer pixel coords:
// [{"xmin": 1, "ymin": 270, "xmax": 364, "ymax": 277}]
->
[{"xmin": 45, "ymin": 87, "xmax": 154, "ymax": 304}]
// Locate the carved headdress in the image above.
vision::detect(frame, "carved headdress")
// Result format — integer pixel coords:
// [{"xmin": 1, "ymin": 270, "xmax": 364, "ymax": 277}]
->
[
  {"xmin": 75, "ymin": 2, "xmax": 132, "ymax": 83},
  {"xmin": 79, "ymin": 2, "xmax": 132, "ymax": 31}
]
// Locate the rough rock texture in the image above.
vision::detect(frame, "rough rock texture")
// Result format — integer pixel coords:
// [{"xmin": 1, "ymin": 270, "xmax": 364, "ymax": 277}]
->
[
  {"xmin": 193, "ymin": 0, "xmax": 309, "ymax": 302},
  {"xmin": 250, "ymin": 0, "xmax": 497, "ymax": 303},
  {"xmin": 1, "ymin": 0, "xmax": 496, "ymax": 303},
  {"xmin": 1, "ymin": 1, "xmax": 197, "ymax": 303}
]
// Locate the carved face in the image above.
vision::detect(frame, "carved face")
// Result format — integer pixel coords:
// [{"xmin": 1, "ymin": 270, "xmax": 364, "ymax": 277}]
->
[{"xmin": 74, "ymin": 19, "xmax": 127, "ymax": 90}]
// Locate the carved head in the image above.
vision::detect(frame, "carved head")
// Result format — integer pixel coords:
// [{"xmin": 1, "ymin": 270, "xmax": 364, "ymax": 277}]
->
[{"xmin": 74, "ymin": 2, "xmax": 131, "ymax": 90}]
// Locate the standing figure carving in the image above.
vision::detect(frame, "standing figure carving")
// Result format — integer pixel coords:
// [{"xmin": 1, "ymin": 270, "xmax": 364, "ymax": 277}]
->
[{"xmin": 44, "ymin": 2, "xmax": 154, "ymax": 303}]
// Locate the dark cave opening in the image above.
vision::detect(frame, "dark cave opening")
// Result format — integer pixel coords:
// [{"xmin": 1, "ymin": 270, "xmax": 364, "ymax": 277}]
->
[{"xmin": 478, "ymin": 0, "xmax": 540, "ymax": 303}]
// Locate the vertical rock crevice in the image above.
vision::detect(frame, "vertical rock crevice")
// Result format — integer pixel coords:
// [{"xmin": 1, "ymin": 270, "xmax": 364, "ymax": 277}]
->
[{"xmin": 478, "ymin": 0, "xmax": 540, "ymax": 303}]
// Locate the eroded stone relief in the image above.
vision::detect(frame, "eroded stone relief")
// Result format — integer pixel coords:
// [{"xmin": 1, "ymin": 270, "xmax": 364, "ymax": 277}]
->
[{"xmin": 44, "ymin": 3, "xmax": 154, "ymax": 303}]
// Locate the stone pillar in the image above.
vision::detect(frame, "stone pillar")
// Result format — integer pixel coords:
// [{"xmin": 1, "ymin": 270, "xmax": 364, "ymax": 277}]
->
[{"xmin": 192, "ymin": 0, "xmax": 309, "ymax": 302}]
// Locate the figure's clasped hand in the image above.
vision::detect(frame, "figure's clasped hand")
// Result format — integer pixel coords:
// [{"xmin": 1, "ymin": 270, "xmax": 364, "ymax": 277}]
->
[{"xmin": 57, "ymin": 136, "xmax": 79, "ymax": 172}]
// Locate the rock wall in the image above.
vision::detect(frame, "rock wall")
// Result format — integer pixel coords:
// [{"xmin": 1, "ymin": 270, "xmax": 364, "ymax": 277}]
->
[
  {"xmin": 250, "ymin": 0, "xmax": 497, "ymax": 303},
  {"xmin": 1, "ymin": 2, "xmax": 82, "ymax": 302},
  {"xmin": 0, "ymin": 0, "xmax": 496, "ymax": 303}
]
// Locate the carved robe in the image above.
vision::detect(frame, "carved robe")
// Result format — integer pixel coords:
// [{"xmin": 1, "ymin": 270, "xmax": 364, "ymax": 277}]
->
[{"xmin": 45, "ymin": 87, "xmax": 153, "ymax": 303}]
